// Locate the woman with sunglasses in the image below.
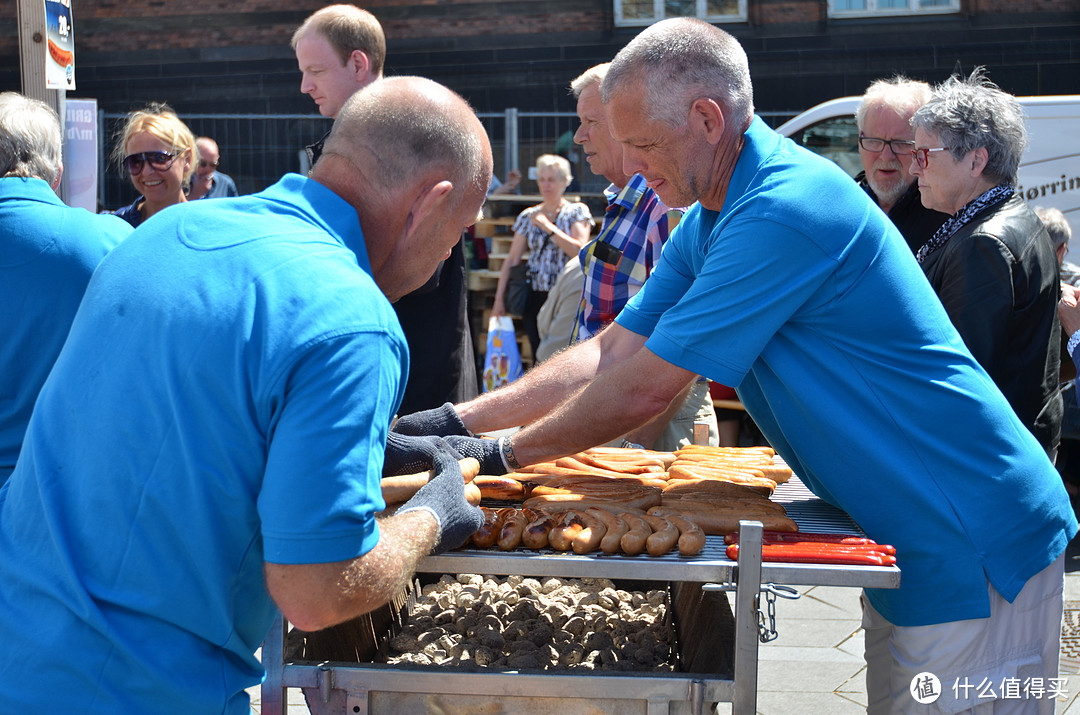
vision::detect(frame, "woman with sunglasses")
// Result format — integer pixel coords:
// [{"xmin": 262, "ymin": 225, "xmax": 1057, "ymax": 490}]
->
[
  {"xmin": 108, "ymin": 103, "xmax": 197, "ymax": 227},
  {"xmin": 910, "ymin": 69, "xmax": 1062, "ymax": 459}
]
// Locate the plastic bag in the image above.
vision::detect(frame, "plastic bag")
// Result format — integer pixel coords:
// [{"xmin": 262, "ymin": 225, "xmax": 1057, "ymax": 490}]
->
[{"xmin": 482, "ymin": 315, "xmax": 523, "ymax": 392}]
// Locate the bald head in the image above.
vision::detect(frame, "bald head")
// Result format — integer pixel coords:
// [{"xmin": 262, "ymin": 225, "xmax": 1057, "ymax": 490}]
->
[
  {"xmin": 323, "ymin": 76, "xmax": 492, "ymax": 200},
  {"xmin": 314, "ymin": 76, "xmax": 492, "ymax": 302}
]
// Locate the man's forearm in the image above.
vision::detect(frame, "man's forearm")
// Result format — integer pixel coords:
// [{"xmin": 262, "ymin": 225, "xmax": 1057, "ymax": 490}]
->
[
  {"xmin": 265, "ymin": 510, "xmax": 437, "ymax": 632},
  {"xmin": 624, "ymin": 377, "xmax": 695, "ymax": 448},
  {"xmin": 457, "ymin": 330, "xmax": 606, "ymax": 433},
  {"xmin": 509, "ymin": 346, "xmax": 696, "ymax": 466}
]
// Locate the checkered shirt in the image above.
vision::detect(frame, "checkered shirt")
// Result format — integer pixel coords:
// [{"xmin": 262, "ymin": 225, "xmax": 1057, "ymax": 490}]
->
[{"xmin": 571, "ymin": 174, "xmax": 683, "ymax": 343}]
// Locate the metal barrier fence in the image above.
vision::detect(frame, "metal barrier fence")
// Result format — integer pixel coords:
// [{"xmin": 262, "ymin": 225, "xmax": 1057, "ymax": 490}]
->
[{"xmin": 98, "ymin": 109, "xmax": 796, "ymax": 211}]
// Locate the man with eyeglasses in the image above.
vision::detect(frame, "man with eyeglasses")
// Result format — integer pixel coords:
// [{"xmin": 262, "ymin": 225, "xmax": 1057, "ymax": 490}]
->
[
  {"xmin": 188, "ymin": 136, "xmax": 238, "ymax": 200},
  {"xmin": 855, "ymin": 77, "xmax": 947, "ymax": 253}
]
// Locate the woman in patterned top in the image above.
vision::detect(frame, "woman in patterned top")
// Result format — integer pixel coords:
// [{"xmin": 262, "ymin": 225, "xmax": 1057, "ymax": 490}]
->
[{"xmin": 493, "ymin": 154, "xmax": 592, "ymax": 359}]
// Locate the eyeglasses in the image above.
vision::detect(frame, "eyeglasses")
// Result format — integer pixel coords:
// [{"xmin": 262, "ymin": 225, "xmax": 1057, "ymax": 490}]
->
[
  {"xmin": 910, "ymin": 147, "xmax": 950, "ymax": 169},
  {"xmin": 123, "ymin": 150, "xmax": 180, "ymax": 175},
  {"xmin": 858, "ymin": 136, "xmax": 915, "ymax": 154},
  {"xmin": 198, "ymin": 159, "xmax": 218, "ymax": 169}
]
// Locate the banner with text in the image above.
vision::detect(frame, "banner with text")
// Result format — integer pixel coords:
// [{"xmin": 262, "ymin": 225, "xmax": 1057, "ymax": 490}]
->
[{"xmin": 44, "ymin": 0, "xmax": 75, "ymax": 89}]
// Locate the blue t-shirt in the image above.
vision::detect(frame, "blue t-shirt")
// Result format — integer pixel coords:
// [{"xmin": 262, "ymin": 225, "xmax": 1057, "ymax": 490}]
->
[
  {"xmin": 617, "ymin": 118, "xmax": 1077, "ymax": 627},
  {"xmin": 0, "ymin": 174, "xmax": 408, "ymax": 713},
  {"xmin": 0, "ymin": 177, "xmax": 130, "ymax": 483}
]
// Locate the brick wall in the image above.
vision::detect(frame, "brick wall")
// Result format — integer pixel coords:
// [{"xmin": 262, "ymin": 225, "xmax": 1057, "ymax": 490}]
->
[{"xmin": 1, "ymin": 1, "xmax": 1077, "ymax": 118}]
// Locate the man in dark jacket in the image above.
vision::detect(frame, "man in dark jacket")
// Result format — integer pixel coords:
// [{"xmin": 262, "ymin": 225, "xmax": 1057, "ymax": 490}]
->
[
  {"xmin": 855, "ymin": 77, "xmax": 947, "ymax": 253},
  {"xmin": 292, "ymin": 4, "xmax": 479, "ymax": 411}
]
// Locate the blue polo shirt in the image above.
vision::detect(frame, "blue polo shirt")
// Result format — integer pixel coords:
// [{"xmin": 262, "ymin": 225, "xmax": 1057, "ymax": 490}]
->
[
  {"xmin": 618, "ymin": 118, "xmax": 1076, "ymax": 627},
  {"xmin": 0, "ymin": 177, "xmax": 130, "ymax": 483},
  {"xmin": 0, "ymin": 174, "xmax": 408, "ymax": 713}
]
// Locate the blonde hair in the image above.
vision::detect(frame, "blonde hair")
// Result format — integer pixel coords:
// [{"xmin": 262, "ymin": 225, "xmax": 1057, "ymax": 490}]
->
[
  {"xmin": 535, "ymin": 153, "xmax": 572, "ymax": 187},
  {"xmin": 113, "ymin": 103, "xmax": 197, "ymax": 185}
]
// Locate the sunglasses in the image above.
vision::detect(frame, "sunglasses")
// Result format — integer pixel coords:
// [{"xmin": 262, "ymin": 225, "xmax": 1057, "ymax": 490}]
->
[
  {"xmin": 910, "ymin": 147, "xmax": 949, "ymax": 169},
  {"xmin": 198, "ymin": 159, "xmax": 218, "ymax": 169},
  {"xmin": 123, "ymin": 150, "xmax": 180, "ymax": 175}
]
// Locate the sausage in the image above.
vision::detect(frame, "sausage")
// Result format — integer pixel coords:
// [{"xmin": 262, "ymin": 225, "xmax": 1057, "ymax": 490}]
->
[
  {"xmin": 548, "ymin": 511, "xmax": 586, "ymax": 552},
  {"xmin": 725, "ymin": 530, "xmax": 875, "ymax": 546},
  {"xmin": 470, "ymin": 507, "xmax": 506, "ymax": 548},
  {"xmin": 661, "ymin": 496, "xmax": 787, "ymax": 516},
  {"xmin": 619, "ymin": 513, "xmax": 653, "ymax": 556},
  {"xmin": 554, "ymin": 456, "xmax": 632, "ymax": 478},
  {"xmin": 728, "ymin": 543, "xmax": 897, "ymax": 566},
  {"xmin": 381, "ymin": 458, "xmax": 481, "ymax": 504},
  {"xmin": 464, "ymin": 482, "xmax": 482, "ymax": 506},
  {"xmin": 48, "ymin": 38, "xmax": 73, "ymax": 68},
  {"xmin": 588, "ymin": 508, "xmax": 630, "ymax": 555},
  {"xmin": 666, "ymin": 514, "xmax": 707, "ymax": 556},
  {"xmin": 497, "ymin": 508, "xmax": 528, "ymax": 550},
  {"xmin": 643, "ymin": 514, "xmax": 680, "ymax": 556},
  {"xmin": 523, "ymin": 490, "xmax": 661, "ymax": 512},
  {"xmin": 648, "ymin": 506, "xmax": 798, "ymax": 536},
  {"xmin": 473, "ymin": 475, "xmax": 528, "ymax": 501},
  {"xmin": 521, "ymin": 510, "xmax": 556, "ymax": 549},
  {"xmin": 571, "ymin": 509, "xmax": 608, "ymax": 554}
]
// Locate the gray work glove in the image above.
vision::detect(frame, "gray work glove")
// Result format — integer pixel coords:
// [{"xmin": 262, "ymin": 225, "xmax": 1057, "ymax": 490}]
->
[
  {"xmin": 392, "ymin": 402, "xmax": 470, "ymax": 438},
  {"xmin": 383, "ymin": 432, "xmax": 460, "ymax": 476},
  {"xmin": 443, "ymin": 435, "xmax": 508, "ymax": 476},
  {"xmin": 396, "ymin": 447, "xmax": 484, "ymax": 553}
]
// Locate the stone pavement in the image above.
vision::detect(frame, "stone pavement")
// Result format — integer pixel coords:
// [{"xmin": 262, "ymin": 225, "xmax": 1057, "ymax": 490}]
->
[{"xmin": 249, "ymin": 537, "xmax": 1080, "ymax": 714}]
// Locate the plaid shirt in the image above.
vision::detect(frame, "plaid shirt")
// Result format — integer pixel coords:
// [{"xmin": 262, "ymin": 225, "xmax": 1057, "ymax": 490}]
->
[{"xmin": 571, "ymin": 174, "xmax": 683, "ymax": 342}]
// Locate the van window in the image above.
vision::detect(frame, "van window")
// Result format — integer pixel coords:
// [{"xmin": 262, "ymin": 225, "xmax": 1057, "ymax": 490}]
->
[{"xmin": 786, "ymin": 115, "xmax": 862, "ymax": 178}]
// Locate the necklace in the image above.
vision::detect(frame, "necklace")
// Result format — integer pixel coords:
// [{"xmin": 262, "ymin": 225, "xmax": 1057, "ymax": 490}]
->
[{"xmin": 540, "ymin": 199, "xmax": 564, "ymax": 221}]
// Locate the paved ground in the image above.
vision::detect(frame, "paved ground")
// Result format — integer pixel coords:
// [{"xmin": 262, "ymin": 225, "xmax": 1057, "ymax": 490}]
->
[{"xmin": 249, "ymin": 537, "xmax": 1080, "ymax": 714}]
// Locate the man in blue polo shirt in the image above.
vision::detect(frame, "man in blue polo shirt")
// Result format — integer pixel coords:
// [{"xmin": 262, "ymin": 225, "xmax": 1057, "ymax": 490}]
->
[
  {"xmin": 0, "ymin": 92, "xmax": 131, "ymax": 484},
  {"xmin": 397, "ymin": 21, "xmax": 1077, "ymax": 713},
  {"xmin": 0, "ymin": 77, "xmax": 489, "ymax": 714}
]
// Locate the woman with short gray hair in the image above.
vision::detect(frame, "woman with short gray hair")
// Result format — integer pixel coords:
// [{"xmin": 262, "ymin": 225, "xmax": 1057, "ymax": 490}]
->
[{"xmin": 910, "ymin": 68, "xmax": 1062, "ymax": 457}]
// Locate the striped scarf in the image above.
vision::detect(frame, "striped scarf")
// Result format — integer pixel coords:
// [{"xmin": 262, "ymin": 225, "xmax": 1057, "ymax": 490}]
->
[{"xmin": 916, "ymin": 184, "xmax": 1014, "ymax": 264}]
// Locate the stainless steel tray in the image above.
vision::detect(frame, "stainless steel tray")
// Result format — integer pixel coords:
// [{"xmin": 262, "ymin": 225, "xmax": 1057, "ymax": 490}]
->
[
  {"xmin": 262, "ymin": 477, "xmax": 900, "ymax": 715},
  {"xmin": 423, "ymin": 476, "xmax": 900, "ymax": 590}
]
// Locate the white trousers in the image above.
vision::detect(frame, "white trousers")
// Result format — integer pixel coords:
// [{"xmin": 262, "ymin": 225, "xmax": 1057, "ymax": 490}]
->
[{"xmin": 862, "ymin": 555, "xmax": 1065, "ymax": 715}]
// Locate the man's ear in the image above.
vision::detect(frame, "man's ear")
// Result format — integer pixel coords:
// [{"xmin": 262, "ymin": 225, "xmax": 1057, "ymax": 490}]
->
[
  {"xmin": 348, "ymin": 49, "xmax": 372, "ymax": 81},
  {"xmin": 690, "ymin": 98, "xmax": 726, "ymax": 144},
  {"xmin": 404, "ymin": 180, "xmax": 454, "ymax": 236}
]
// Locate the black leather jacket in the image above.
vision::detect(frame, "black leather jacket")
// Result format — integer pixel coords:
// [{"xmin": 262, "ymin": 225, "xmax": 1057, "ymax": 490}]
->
[{"xmin": 921, "ymin": 194, "xmax": 1062, "ymax": 455}]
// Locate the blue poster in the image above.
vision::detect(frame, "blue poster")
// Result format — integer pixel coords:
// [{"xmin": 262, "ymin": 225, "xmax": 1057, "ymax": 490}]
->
[{"xmin": 44, "ymin": 0, "xmax": 75, "ymax": 89}]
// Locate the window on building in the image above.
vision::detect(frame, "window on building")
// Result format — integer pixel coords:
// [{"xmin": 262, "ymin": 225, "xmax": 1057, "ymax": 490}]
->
[
  {"xmin": 615, "ymin": 0, "xmax": 747, "ymax": 27},
  {"xmin": 829, "ymin": 0, "xmax": 959, "ymax": 17}
]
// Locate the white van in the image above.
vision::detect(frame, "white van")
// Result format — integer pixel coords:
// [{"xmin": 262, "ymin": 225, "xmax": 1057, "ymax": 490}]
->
[{"xmin": 776, "ymin": 95, "xmax": 1080, "ymax": 251}]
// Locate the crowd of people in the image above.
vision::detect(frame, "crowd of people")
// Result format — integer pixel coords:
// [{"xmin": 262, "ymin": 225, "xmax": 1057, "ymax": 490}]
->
[{"xmin": 1, "ymin": 3, "xmax": 1077, "ymax": 713}]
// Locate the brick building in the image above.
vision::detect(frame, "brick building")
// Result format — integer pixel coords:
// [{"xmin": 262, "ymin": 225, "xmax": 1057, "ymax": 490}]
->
[{"xmin": 2, "ymin": 0, "xmax": 1077, "ymax": 117}]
